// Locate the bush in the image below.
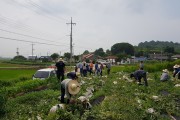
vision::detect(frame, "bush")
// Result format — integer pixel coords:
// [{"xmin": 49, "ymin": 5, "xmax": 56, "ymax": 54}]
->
[{"xmin": 0, "ymin": 88, "xmax": 7, "ymax": 117}]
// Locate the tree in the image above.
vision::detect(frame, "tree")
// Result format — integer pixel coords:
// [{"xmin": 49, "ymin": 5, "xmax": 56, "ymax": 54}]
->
[
  {"xmin": 106, "ymin": 49, "xmax": 111, "ymax": 55},
  {"xmin": 74, "ymin": 55, "xmax": 79, "ymax": 62},
  {"xmin": 111, "ymin": 43, "xmax": 134, "ymax": 55},
  {"xmin": 12, "ymin": 55, "xmax": 26, "ymax": 61},
  {"xmin": 94, "ymin": 48, "xmax": 105, "ymax": 57},
  {"xmin": 64, "ymin": 52, "xmax": 71, "ymax": 60},
  {"xmin": 83, "ymin": 50, "xmax": 90, "ymax": 55},
  {"xmin": 164, "ymin": 46, "xmax": 174, "ymax": 53},
  {"xmin": 51, "ymin": 53, "xmax": 59, "ymax": 61}
]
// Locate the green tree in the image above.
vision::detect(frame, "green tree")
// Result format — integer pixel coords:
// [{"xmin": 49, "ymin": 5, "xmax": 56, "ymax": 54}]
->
[
  {"xmin": 50, "ymin": 53, "xmax": 59, "ymax": 61},
  {"xmin": 164, "ymin": 46, "xmax": 174, "ymax": 53},
  {"xmin": 64, "ymin": 52, "xmax": 71, "ymax": 60},
  {"xmin": 83, "ymin": 50, "xmax": 90, "ymax": 55},
  {"xmin": 74, "ymin": 55, "xmax": 79, "ymax": 62},
  {"xmin": 111, "ymin": 43, "xmax": 134, "ymax": 55},
  {"xmin": 12, "ymin": 55, "xmax": 26, "ymax": 61},
  {"xmin": 106, "ymin": 49, "xmax": 111, "ymax": 55},
  {"xmin": 94, "ymin": 48, "xmax": 105, "ymax": 57}
]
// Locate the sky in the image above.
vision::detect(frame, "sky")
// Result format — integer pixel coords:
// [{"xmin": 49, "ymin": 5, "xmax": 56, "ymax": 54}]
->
[{"xmin": 0, "ymin": 0, "xmax": 180, "ymax": 58}]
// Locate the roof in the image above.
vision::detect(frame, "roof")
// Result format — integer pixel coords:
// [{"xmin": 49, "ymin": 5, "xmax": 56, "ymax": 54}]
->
[
  {"xmin": 37, "ymin": 68, "xmax": 55, "ymax": 72},
  {"xmin": 82, "ymin": 53, "xmax": 94, "ymax": 59},
  {"xmin": 106, "ymin": 56, "xmax": 118, "ymax": 59},
  {"xmin": 172, "ymin": 55, "xmax": 180, "ymax": 58}
]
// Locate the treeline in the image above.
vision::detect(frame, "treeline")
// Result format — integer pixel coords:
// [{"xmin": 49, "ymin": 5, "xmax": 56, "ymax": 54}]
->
[{"xmin": 138, "ymin": 40, "xmax": 180, "ymax": 53}]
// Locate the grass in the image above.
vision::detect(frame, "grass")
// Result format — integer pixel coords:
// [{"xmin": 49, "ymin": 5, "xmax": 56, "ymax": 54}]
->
[
  {"xmin": 0, "ymin": 61, "xmax": 180, "ymax": 120},
  {"xmin": 0, "ymin": 62, "xmax": 28, "ymax": 67},
  {"xmin": 0, "ymin": 69, "xmax": 36, "ymax": 80}
]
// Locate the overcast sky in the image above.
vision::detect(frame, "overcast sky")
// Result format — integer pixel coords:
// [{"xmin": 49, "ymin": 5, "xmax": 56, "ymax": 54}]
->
[{"xmin": 0, "ymin": 0, "xmax": 180, "ymax": 58}]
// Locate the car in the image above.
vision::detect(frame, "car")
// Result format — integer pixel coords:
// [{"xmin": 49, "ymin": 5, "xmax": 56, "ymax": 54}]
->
[
  {"xmin": 33, "ymin": 68, "xmax": 56, "ymax": 80},
  {"xmin": 97, "ymin": 59, "xmax": 110, "ymax": 65}
]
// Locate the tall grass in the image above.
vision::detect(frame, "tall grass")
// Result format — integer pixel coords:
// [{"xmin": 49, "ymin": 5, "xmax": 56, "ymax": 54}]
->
[{"xmin": 0, "ymin": 69, "xmax": 36, "ymax": 80}]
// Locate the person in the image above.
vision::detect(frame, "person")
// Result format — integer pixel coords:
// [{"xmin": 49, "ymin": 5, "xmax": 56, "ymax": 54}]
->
[
  {"xmin": 78, "ymin": 61, "xmax": 83, "ymax": 77},
  {"xmin": 67, "ymin": 72, "xmax": 79, "ymax": 79},
  {"xmin": 130, "ymin": 68, "xmax": 148, "ymax": 86},
  {"xmin": 89, "ymin": 60, "xmax": 94, "ymax": 75},
  {"xmin": 106, "ymin": 63, "xmax": 111, "ymax": 75},
  {"xmin": 55, "ymin": 58, "xmax": 65, "ymax": 82},
  {"xmin": 82, "ymin": 61, "xmax": 87, "ymax": 77},
  {"xmin": 160, "ymin": 69, "xmax": 169, "ymax": 81},
  {"xmin": 100, "ymin": 63, "xmax": 104, "ymax": 76},
  {"xmin": 60, "ymin": 75, "xmax": 80, "ymax": 104},
  {"xmin": 95, "ymin": 62, "xmax": 99, "ymax": 76},
  {"xmin": 139, "ymin": 61, "xmax": 144, "ymax": 70},
  {"xmin": 173, "ymin": 64, "xmax": 180, "ymax": 79}
]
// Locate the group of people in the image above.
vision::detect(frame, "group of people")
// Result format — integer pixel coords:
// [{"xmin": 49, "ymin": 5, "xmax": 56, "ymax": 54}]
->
[
  {"xmin": 55, "ymin": 58, "xmax": 112, "ymax": 104},
  {"xmin": 160, "ymin": 64, "xmax": 180, "ymax": 81},
  {"xmin": 130, "ymin": 61, "xmax": 180, "ymax": 87},
  {"xmin": 55, "ymin": 58, "xmax": 80, "ymax": 104},
  {"xmin": 76, "ymin": 60, "xmax": 112, "ymax": 77}
]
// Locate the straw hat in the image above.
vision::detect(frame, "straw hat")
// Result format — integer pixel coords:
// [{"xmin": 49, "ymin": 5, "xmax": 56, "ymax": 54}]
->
[
  {"xmin": 58, "ymin": 58, "xmax": 63, "ymax": 61},
  {"xmin": 173, "ymin": 64, "xmax": 179, "ymax": 69},
  {"xmin": 162, "ymin": 69, "xmax": 169, "ymax": 73},
  {"xmin": 68, "ymin": 80, "xmax": 80, "ymax": 95}
]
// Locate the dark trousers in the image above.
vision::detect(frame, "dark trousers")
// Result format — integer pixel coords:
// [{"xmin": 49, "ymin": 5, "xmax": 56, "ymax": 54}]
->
[
  {"xmin": 100, "ymin": 69, "xmax": 103, "ymax": 76},
  {"xmin": 173, "ymin": 72, "xmax": 180, "ymax": 79},
  {"xmin": 61, "ymin": 86, "xmax": 71, "ymax": 104},
  {"xmin": 83, "ymin": 69, "xmax": 87, "ymax": 77},
  {"xmin": 107, "ymin": 69, "xmax": 110, "ymax": 75},
  {"xmin": 89, "ymin": 68, "xmax": 93, "ymax": 75},
  {"xmin": 80, "ymin": 68, "xmax": 83, "ymax": 77},
  {"xmin": 57, "ymin": 71, "xmax": 64, "ymax": 82},
  {"xmin": 137, "ymin": 73, "xmax": 148, "ymax": 86}
]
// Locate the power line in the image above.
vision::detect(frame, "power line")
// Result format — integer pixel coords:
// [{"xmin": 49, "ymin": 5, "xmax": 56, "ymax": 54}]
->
[
  {"xmin": 9, "ymin": 0, "xmax": 68, "ymax": 24},
  {"xmin": 27, "ymin": 0, "xmax": 68, "ymax": 21},
  {"xmin": 0, "ymin": 36, "xmax": 67, "ymax": 47},
  {"xmin": 0, "ymin": 15, "xmax": 59, "ymax": 38},
  {"xmin": 0, "ymin": 28, "xmax": 69, "ymax": 46}
]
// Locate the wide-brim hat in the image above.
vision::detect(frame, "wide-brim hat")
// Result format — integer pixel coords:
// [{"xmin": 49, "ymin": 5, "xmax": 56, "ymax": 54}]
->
[
  {"xmin": 68, "ymin": 80, "xmax": 80, "ymax": 95},
  {"xmin": 173, "ymin": 64, "xmax": 179, "ymax": 68},
  {"xmin": 59, "ymin": 58, "xmax": 63, "ymax": 61},
  {"xmin": 162, "ymin": 69, "xmax": 169, "ymax": 73}
]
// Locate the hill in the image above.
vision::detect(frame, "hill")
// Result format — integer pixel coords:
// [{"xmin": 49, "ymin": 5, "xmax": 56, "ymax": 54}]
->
[{"xmin": 138, "ymin": 40, "xmax": 180, "ymax": 53}]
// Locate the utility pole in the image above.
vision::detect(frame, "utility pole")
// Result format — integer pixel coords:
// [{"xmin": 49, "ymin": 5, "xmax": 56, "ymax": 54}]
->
[
  {"xmin": 66, "ymin": 17, "xmax": 76, "ymax": 64},
  {"xmin": 16, "ymin": 48, "xmax": 19, "ymax": 56},
  {"xmin": 32, "ymin": 43, "xmax": 35, "ymax": 59}
]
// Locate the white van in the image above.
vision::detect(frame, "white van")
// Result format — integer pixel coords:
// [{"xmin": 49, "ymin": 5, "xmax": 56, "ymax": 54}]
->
[{"xmin": 33, "ymin": 68, "xmax": 56, "ymax": 80}]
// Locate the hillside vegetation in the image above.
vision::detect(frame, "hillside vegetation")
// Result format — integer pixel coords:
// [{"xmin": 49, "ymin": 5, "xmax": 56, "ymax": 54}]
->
[{"xmin": 138, "ymin": 40, "xmax": 180, "ymax": 53}]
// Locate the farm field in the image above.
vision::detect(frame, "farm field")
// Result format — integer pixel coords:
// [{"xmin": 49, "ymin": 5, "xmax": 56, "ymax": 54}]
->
[{"xmin": 0, "ymin": 61, "xmax": 180, "ymax": 120}]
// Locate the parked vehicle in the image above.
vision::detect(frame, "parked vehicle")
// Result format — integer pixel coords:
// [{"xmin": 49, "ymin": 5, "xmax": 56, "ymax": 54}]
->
[{"xmin": 33, "ymin": 68, "xmax": 56, "ymax": 80}]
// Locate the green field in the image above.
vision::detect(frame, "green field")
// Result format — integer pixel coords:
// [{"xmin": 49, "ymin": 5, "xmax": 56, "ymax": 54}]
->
[
  {"xmin": 0, "ymin": 61, "xmax": 180, "ymax": 120},
  {"xmin": 0, "ymin": 69, "xmax": 36, "ymax": 80},
  {"xmin": 0, "ymin": 62, "xmax": 28, "ymax": 67}
]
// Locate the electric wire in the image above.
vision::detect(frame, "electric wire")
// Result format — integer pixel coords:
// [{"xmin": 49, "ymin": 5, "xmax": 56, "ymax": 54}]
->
[
  {"xmin": 0, "ymin": 28, "xmax": 69, "ymax": 45},
  {"xmin": 28, "ymin": 0, "xmax": 68, "ymax": 21},
  {"xmin": 0, "ymin": 36, "xmax": 68, "ymax": 47}
]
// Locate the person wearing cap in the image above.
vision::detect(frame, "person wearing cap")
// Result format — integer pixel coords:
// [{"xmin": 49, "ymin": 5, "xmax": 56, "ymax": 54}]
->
[
  {"xmin": 130, "ymin": 68, "xmax": 148, "ymax": 86},
  {"xmin": 55, "ymin": 58, "xmax": 65, "ymax": 82},
  {"xmin": 173, "ymin": 64, "xmax": 180, "ymax": 79},
  {"xmin": 60, "ymin": 76, "xmax": 80, "ymax": 104},
  {"xmin": 67, "ymin": 72, "xmax": 79, "ymax": 79},
  {"xmin": 160, "ymin": 69, "xmax": 169, "ymax": 81}
]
